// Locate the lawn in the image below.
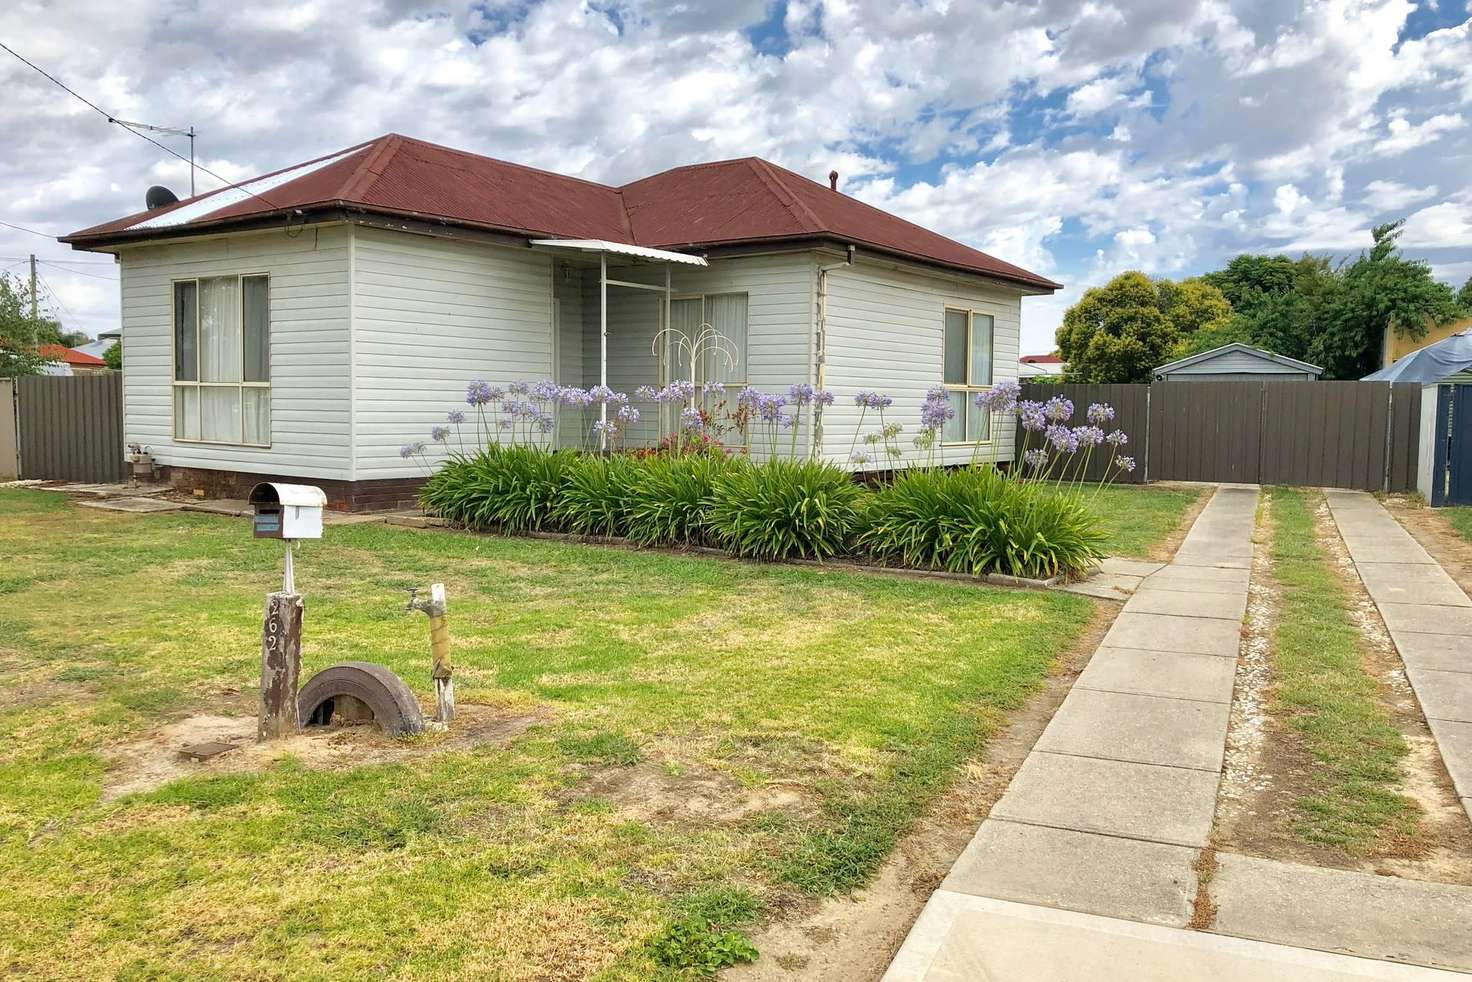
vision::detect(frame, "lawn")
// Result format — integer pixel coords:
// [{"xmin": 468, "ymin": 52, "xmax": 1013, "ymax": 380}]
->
[
  {"xmin": 1091, "ymin": 483, "xmax": 1207, "ymax": 559},
  {"xmin": 1447, "ymin": 506, "xmax": 1472, "ymax": 543},
  {"xmin": 1265, "ymin": 487, "xmax": 1419, "ymax": 853},
  {"xmin": 0, "ymin": 488, "xmax": 1105, "ymax": 980}
]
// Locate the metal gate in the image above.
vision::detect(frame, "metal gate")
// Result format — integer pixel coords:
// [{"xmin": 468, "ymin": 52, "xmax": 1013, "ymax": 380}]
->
[
  {"xmin": 1431, "ymin": 384, "xmax": 1472, "ymax": 506},
  {"xmin": 15, "ymin": 373, "xmax": 126, "ymax": 484}
]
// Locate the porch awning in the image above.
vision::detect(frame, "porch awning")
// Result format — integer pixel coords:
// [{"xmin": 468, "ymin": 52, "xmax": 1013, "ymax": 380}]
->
[{"xmin": 529, "ymin": 238, "xmax": 707, "ymax": 266}]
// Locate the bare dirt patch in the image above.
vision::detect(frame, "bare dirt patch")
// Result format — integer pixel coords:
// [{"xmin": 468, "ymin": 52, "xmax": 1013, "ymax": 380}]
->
[
  {"xmin": 1149, "ymin": 482, "xmax": 1214, "ymax": 562},
  {"xmin": 103, "ymin": 703, "xmax": 548, "ymax": 799},
  {"xmin": 572, "ymin": 762, "xmax": 820, "ymax": 825},
  {"xmin": 727, "ymin": 600, "xmax": 1120, "ymax": 982},
  {"xmin": 1383, "ymin": 496, "xmax": 1472, "ymax": 597},
  {"xmin": 1213, "ymin": 491, "xmax": 1472, "ymax": 882}
]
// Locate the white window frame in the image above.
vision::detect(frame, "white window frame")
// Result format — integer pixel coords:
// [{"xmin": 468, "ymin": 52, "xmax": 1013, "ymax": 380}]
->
[
  {"xmin": 659, "ymin": 292, "xmax": 749, "ymax": 389},
  {"xmin": 171, "ymin": 272, "xmax": 272, "ymax": 447},
  {"xmin": 941, "ymin": 306, "xmax": 995, "ymax": 446}
]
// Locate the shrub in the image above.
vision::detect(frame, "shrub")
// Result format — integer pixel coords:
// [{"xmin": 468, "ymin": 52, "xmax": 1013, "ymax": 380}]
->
[
  {"xmin": 856, "ymin": 467, "xmax": 1104, "ymax": 578},
  {"xmin": 624, "ymin": 453, "xmax": 732, "ymax": 547},
  {"xmin": 420, "ymin": 445, "xmax": 575, "ymax": 532},
  {"xmin": 553, "ymin": 453, "xmax": 640, "ymax": 537},
  {"xmin": 709, "ymin": 459, "xmax": 863, "ymax": 561}
]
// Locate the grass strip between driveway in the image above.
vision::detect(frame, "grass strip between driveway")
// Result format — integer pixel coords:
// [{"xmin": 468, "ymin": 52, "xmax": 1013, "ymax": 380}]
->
[{"xmin": 1266, "ymin": 486, "xmax": 1420, "ymax": 854}]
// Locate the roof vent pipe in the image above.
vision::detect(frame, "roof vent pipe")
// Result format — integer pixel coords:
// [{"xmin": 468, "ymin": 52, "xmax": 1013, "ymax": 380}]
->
[{"xmin": 828, "ymin": 170, "xmax": 839, "ymax": 192}]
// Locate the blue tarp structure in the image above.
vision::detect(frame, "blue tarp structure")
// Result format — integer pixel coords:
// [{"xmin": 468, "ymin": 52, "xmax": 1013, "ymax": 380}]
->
[{"xmin": 1363, "ymin": 331, "xmax": 1472, "ymax": 384}]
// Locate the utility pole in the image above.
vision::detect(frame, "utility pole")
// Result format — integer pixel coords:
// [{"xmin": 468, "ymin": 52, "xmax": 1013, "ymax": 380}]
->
[{"xmin": 28, "ymin": 254, "xmax": 36, "ymax": 320}]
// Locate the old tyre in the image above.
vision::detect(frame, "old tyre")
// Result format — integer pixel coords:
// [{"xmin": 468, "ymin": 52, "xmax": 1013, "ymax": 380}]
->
[{"xmin": 298, "ymin": 661, "xmax": 426, "ymax": 736}]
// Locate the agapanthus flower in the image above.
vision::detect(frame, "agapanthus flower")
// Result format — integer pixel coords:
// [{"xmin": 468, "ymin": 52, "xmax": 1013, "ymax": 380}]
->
[
  {"xmin": 447, "ymin": 409, "xmax": 466, "ymax": 425},
  {"xmin": 1043, "ymin": 395, "xmax": 1073, "ymax": 422},
  {"xmin": 1087, "ymin": 402, "xmax": 1116, "ymax": 425},
  {"xmin": 508, "ymin": 380, "xmax": 531, "ymax": 396},
  {"xmin": 920, "ymin": 392, "xmax": 956, "ymax": 432},
  {"xmin": 815, "ymin": 388, "xmax": 835, "ymax": 407},
  {"xmin": 1106, "ymin": 429, "xmax": 1128, "ymax": 447},
  {"xmin": 926, "ymin": 383, "xmax": 950, "ymax": 402},
  {"xmin": 635, "ymin": 384, "xmax": 658, "ymax": 401},
  {"xmin": 430, "ymin": 426, "xmax": 450, "ymax": 443},
  {"xmin": 757, "ymin": 393, "xmax": 788, "ymax": 422},
  {"xmin": 591, "ymin": 418, "xmax": 615, "ymax": 438},
  {"xmin": 664, "ymin": 380, "xmax": 696, "ymax": 403},
  {"xmin": 1045, "ymin": 424, "xmax": 1079, "ymax": 453},
  {"xmin": 1017, "ymin": 400, "xmax": 1046, "ymax": 432},
  {"xmin": 1022, "ymin": 448, "xmax": 1049, "ymax": 470},
  {"xmin": 1116, "ymin": 455, "xmax": 1136, "ymax": 472},
  {"xmin": 589, "ymin": 384, "xmax": 615, "ymax": 402},
  {"xmin": 530, "ymin": 379, "xmax": 560, "ymax": 402},
  {"xmin": 703, "ymin": 380, "xmax": 726, "ymax": 394},
  {"xmin": 737, "ymin": 386, "xmax": 764, "ymax": 408},
  {"xmin": 608, "ymin": 391, "xmax": 629, "ymax": 408},
  {"xmin": 399, "ymin": 441, "xmax": 426, "ymax": 459},
  {"xmin": 534, "ymin": 412, "xmax": 556, "ymax": 434},
  {"xmin": 854, "ymin": 390, "xmax": 894, "ymax": 410},
  {"xmin": 465, "ymin": 380, "xmax": 494, "ymax": 406},
  {"xmin": 978, "ymin": 379, "xmax": 1021, "ymax": 414},
  {"xmin": 788, "ymin": 382, "xmax": 816, "ymax": 405},
  {"xmin": 680, "ymin": 406, "xmax": 704, "ymax": 430},
  {"xmin": 1073, "ymin": 425, "xmax": 1105, "ymax": 448},
  {"xmin": 850, "ymin": 450, "xmax": 873, "ymax": 466},
  {"xmin": 616, "ymin": 404, "xmax": 640, "ymax": 423}
]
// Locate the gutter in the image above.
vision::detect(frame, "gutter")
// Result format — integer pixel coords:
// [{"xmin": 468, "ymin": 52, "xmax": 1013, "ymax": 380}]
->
[{"xmin": 814, "ymin": 244, "xmax": 855, "ymax": 459}]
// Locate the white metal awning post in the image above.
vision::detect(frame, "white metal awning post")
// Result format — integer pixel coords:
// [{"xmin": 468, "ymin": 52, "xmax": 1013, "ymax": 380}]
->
[{"xmin": 599, "ymin": 250, "xmax": 608, "ymax": 451}]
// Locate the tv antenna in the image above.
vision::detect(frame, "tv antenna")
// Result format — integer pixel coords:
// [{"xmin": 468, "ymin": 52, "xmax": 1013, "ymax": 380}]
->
[{"xmin": 107, "ymin": 118, "xmax": 196, "ymax": 196}]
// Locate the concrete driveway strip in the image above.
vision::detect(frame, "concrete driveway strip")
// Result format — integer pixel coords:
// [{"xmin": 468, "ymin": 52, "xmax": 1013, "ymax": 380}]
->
[
  {"xmin": 1103, "ymin": 611, "xmax": 1243, "ymax": 656},
  {"xmin": 1033, "ymin": 688, "xmax": 1230, "ymax": 771},
  {"xmin": 1075, "ymin": 647, "xmax": 1239, "ymax": 703}
]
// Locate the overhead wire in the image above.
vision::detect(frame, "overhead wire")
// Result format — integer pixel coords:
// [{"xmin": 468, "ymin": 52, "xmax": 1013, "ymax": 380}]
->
[{"xmin": 37, "ymin": 260, "xmax": 117, "ymax": 282}]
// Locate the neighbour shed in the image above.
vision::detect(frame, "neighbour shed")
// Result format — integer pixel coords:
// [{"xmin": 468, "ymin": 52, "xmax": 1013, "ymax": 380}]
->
[{"xmin": 1154, "ymin": 342, "xmax": 1323, "ymax": 383}]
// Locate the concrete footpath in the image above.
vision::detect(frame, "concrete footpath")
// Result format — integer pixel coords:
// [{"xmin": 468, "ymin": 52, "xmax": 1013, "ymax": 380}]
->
[
  {"xmin": 1325, "ymin": 490, "xmax": 1472, "ymax": 825},
  {"xmin": 883, "ymin": 486, "xmax": 1470, "ymax": 981}
]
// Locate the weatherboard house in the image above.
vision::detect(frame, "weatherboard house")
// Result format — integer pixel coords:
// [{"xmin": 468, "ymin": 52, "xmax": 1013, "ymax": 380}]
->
[{"xmin": 63, "ymin": 134, "xmax": 1059, "ymax": 510}]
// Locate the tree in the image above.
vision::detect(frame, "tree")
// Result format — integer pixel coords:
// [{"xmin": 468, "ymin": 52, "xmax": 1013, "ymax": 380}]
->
[
  {"xmin": 103, "ymin": 342, "xmax": 122, "ymax": 371},
  {"xmin": 1459, "ymin": 275, "xmax": 1472, "ymax": 311},
  {"xmin": 0, "ymin": 273, "xmax": 63, "ymax": 378},
  {"xmin": 1057, "ymin": 271, "xmax": 1181, "ymax": 383},
  {"xmin": 1308, "ymin": 221, "xmax": 1462, "ymax": 380},
  {"xmin": 1158, "ymin": 277, "xmax": 1233, "ymax": 339}
]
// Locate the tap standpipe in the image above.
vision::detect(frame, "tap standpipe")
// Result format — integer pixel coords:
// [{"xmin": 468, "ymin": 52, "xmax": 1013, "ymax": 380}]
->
[{"xmin": 406, "ymin": 583, "xmax": 453, "ymax": 723}]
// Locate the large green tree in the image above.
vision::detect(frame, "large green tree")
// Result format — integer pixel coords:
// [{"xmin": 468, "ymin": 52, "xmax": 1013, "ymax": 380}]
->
[
  {"xmin": 1057, "ymin": 271, "xmax": 1182, "ymax": 383},
  {"xmin": 1308, "ymin": 221, "xmax": 1463, "ymax": 379},
  {"xmin": 0, "ymin": 273, "xmax": 65, "ymax": 378}
]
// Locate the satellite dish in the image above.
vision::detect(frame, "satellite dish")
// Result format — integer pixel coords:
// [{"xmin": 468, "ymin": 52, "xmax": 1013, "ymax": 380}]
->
[{"xmin": 145, "ymin": 185, "xmax": 179, "ymax": 210}]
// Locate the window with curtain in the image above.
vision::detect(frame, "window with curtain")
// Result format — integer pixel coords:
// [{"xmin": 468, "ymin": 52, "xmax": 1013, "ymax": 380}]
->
[
  {"xmin": 662, "ymin": 293, "xmax": 748, "ymax": 389},
  {"xmin": 941, "ymin": 308, "xmax": 994, "ymax": 444},
  {"xmin": 173, "ymin": 274, "xmax": 270, "ymax": 446}
]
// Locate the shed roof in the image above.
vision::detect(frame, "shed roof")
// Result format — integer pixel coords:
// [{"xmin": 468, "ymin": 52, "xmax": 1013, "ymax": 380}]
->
[
  {"xmin": 38, "ymin": 344, "xmax": 106, "ymax": 366},
  {"xmin": 62, "ymin": 134, "xmax": 1059, "ymax": 292},
  {"xmin": 1154, "ymin": 342, "xmax": 1323, "ymax": 377}
]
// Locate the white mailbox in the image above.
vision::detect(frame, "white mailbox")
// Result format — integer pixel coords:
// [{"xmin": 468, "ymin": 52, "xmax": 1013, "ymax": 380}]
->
[{"xmin": 249, "ymin": 483, "xmax": 327, "ymax": 540}]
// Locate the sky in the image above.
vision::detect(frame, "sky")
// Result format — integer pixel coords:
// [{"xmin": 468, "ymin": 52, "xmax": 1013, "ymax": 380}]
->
[{"xmin": 1, "ymin": 0, "xmax": 1469, "ymax": 355}]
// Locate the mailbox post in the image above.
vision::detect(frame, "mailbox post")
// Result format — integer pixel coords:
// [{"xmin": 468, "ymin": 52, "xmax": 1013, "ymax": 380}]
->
[{"xmin": 249, "ymin": 483, "xmax": 326, "ymax": 740}]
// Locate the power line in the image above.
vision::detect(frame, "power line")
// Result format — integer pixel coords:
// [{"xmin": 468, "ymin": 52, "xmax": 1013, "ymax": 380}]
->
[
  {"xmin": 38, "ymin": 260, "xmax": 117, "ymax": 281},
  {"xmin": 0, "ymin": 41, "xmax": 278, "ymax": 209},
  {"xmin": 34, "ymin": 270, "xmax": 77, "ymax": 322},
  {"xmin": 0, "ymin": 218, "xmax": 57, "ymax": 238},
  {"xmin": 0, "ymin": 255, "xmax": 115, "ymax": 265}
]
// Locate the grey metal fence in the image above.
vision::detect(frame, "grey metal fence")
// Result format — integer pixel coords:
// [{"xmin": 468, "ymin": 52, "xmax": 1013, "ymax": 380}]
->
[
  {"xmin": 16, "ymin": 373, "xmax": 125, "ymax": 483},
  {"xmin": 1018, "ymin": 380, "xmax": 1421, "ymax": 492}
]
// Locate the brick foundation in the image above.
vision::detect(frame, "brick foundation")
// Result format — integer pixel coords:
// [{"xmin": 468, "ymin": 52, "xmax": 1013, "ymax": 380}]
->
[{"xmin": 159, "ymin": 466, "xmax": 424, "ymax": 513}]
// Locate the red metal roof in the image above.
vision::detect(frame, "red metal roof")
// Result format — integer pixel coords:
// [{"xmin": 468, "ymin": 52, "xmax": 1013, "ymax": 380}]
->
[
  {"xmin": 39, "ymin": 344, "xmax": 107, "ymax": 366},
  {"xmin": 1020, "ymin": 354, "xmax": 1063, "ymax": 364},
  {"xmin": 64, "ymin": 134, "xmax": 1059, "ymax": 291}
]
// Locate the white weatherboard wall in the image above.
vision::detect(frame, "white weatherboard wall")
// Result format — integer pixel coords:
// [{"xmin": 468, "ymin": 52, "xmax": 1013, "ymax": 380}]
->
[
  {"xmin": 351, "ymin": 227, "xmax": 555, "ymax": 478},
  {"xmin": 117, "ymin": 225, "xmax": 353, "ymax": 480},
  {"xmin": 821, "ymin": 257, "xmax": 1023, "ymax": 469}
]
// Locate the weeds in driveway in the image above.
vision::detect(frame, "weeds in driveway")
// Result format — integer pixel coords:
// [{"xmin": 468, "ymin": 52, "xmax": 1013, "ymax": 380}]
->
[{"xmin": 1267, "ymin": 487, "xmax": 1420, "ymax": 853}]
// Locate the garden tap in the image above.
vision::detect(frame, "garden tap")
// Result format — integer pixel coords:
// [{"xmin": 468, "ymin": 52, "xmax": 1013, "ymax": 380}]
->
[{"xmin": 406, "ymin": 583, "xmax": 454, "ymax": 724}]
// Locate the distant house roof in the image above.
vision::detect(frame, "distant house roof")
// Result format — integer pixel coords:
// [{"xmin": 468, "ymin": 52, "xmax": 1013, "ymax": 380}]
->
[
  {"xmin": 1154, "ymin": 342, "xmax": 1323, "ymax": 378},
  {"xmin": 1020, "ymin": 354, "xmax": 1063, "ymax": 365},
  {"xmin": 38, "ymin": 344, "xmax": 106, "ymax": 367},
  {"xmin": 62, "ymin": 134, "xmax": 1060, "ymax": 293}
]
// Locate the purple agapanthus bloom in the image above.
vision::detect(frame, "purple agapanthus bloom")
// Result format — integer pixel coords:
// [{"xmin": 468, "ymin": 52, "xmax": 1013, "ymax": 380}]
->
[
  {"xmin": 1073, "ymin": 425, "xmax": 1105, "ymax": 448},
  {"xmin": 447, "ymin": 410, "xmax": 466, "ymax": 425},
  {"xmin": 1017, "ymin": 399, "xmax": 1046, "ymax": 432},
  {"xmin": 1106, "ymin": 429, "xmax": 1128, "ymax": 447},
  {"xmin": 530, "ymin": 379, "xmax": 559, "ymax": 402},
  {"xmin": 703, "ymin": 380, "xmax": 726, "ymax": 394},
  {"xmin": 635, "ymin": 384, "xmax": 658, "ymax": 401},
  {"xmin": 855, "ymin": 390, "xmax": 876, "ymax": 407},
  {"xmin": 1087, "ymin": 402, "xmax": 1116, "ymax": 425},
  {"xmin": 399, "ymin": 441, "xmax": 426, "ymax": 459},
  {"xmin": 757, "ymin": 393, "xmax": 788, "ymax": 422},
  {"xmin": 430, "ymin": 426, "xmax": 450, "ymax": 443},
  {"xmin": 508, "ymin": 380, "xmax": 531, "ymax": 396},
  {"xmin": 1116, "ymin": 455, "xmax": 1136, "ymax": 472},
  {"xmin": 465, "ymin": 380, "xmax": 494, "ymax": 406},
  {"xmin": 920, "ymin": 393, "xmax": 955, "ymax": 432},
  {"xmin": 617, "ymin": 404, "xmax": 640, "ymax": 423},
  {"xmin": 680, "ymin": 406, "xmax": 704, "ymax": 430},
  {"xmin": 535, "ymin": 411, "xmax": 556, "ymax": 433},
  {"xmin": 926, "ymin": 383, "xmax": 949, "ymax": 402},
  {"xmin": 737, "ymin": 386, "xmax": 764, "ymax": 409},
  {"xmin": 664, "ymin": 380, "xmax": 696, "ymax": 403},
  {"xmin": 608, "ymin": 391, "xmax": 629, "ymax": 408},
  {"xmin": 788, "ymin": 382, "xmax": 816, "ymax": 405},
  {"xmin": 778, "ymin": 413, "xmax": 795, "ymax": 430},
  {"xmin": 589, "ymin": 384, "xmax": 615, "ymax": 402},
  {"xmin": 1045, "ymin": 424, "xmax": 1078, "ymax": 453},
  {"xmin": 1043, "ymin": 395, "xmax": 1073, "ymax": 422},
  {"xmin": 979, "ymin": 379, "xmax": 1021, "ymax": 414},
  {"xmin": 815, "ymin": 388, "xmax": 835, "ymax": 407},
  {"xmin": 1022, "ymin": 447, "xmax": 1048, "ymax": 470},
  {"xmin": 591, "ymin": 418, "xmax": 615, "ymax": 438}
]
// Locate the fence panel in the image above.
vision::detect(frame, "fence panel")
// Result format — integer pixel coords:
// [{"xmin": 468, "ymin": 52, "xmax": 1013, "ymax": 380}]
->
[
  {"xmin": 1149, "ymin": 381, "xmax": 1264, "ymax": 484},
  {"xmin": 16, "ymin": 373, "xmax": 125, "ymax": 483},
  {"xmin": 1016, "ymin": 383, "xmax": 1149, "ymax": 483},
  {"xmin": 1386, "ymin": 383, "xmax": 1422, "ymax": 493}
]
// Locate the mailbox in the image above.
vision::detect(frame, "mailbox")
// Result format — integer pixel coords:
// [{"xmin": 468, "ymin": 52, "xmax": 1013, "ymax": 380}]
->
[{"xmin": 248, "ymin": 483, "xmax": 326, "ymax": 540}]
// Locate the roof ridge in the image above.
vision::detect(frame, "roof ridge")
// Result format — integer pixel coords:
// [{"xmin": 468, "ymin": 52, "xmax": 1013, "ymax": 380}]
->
[
  {"xmin": 392, "ymin": 134, "xmax": 622, "ymax": 193},
  {"xmin": 745, "ymin": 158, "xmax": 823, "ymax": 232},
  {"xmin": 336, "ymin": 134, "xmax": 403, "ymax": 201}
]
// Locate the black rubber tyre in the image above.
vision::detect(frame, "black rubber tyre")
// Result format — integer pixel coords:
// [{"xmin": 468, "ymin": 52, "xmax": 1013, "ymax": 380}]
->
[{"xmin": 297, "ymin": 661, "xmax": 426, "ymax": 736}]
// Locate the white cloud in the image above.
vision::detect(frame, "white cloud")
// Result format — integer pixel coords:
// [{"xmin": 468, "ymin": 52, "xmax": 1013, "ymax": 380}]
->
[
  {"xmin": 1362, "ymin": 180, "xmax": 1440, "ymax": 212},
  {"xmin": 1401, "ymin": 200, "xmax": 1472, "ymax": 249},
  {"xmin": 1375, "ymin": 112, "xmax": 1466, "ymax": 156}
]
